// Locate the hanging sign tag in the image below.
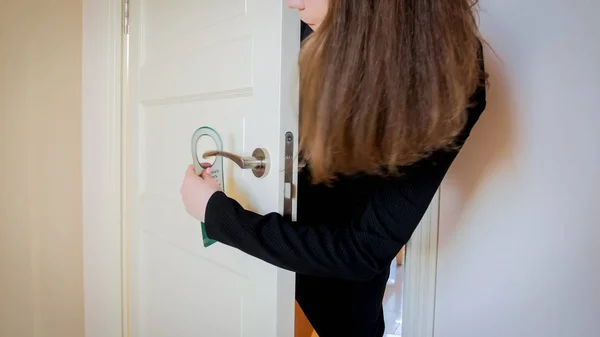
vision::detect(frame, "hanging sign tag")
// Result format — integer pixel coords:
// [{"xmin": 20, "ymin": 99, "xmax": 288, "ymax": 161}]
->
[{"xmin": 191, "ymin": 126, "xmax": 224, "ymax": 247}]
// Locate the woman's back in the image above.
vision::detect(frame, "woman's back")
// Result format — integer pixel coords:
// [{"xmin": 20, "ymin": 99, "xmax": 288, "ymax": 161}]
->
[
  {"xmin": 294, "ymin": 76, "xmax": 487, "ymax": 337},
  {"xmin": 294, "ymin": 26, "xmax": 486, "ymax": 332}
]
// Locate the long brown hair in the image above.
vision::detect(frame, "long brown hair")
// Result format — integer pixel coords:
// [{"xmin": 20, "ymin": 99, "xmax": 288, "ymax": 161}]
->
[{"xmin": 298, "ymin": 0, "xmax": 486, "ymax": 184}]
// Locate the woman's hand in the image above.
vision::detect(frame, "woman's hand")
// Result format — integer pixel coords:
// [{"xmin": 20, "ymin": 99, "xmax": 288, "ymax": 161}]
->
[{"xmin": 180, "ymin": 164, "xmax": 222, "ymax": 222}]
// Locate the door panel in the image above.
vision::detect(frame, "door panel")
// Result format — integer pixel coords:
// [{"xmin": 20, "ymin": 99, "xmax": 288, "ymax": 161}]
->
[{"xmin": 126, "ymin": 1, "xmax": 300, "ymax": 336}]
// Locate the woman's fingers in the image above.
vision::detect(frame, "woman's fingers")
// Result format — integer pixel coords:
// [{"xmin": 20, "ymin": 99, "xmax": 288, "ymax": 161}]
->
[{"xmin": 200, "ymin": 162, "xmax": 212, "ymax": 174}]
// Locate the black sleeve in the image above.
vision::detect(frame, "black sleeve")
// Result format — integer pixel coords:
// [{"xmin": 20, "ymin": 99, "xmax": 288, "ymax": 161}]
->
[{"xmin": 204, "ymin": 175, "xmax": 435, "ymax": 281}]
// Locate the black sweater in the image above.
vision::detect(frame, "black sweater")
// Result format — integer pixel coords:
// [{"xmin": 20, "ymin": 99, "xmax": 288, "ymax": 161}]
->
[{"xmin": 204, "ymin": 23, "xmax": 487, "ymax": 337}]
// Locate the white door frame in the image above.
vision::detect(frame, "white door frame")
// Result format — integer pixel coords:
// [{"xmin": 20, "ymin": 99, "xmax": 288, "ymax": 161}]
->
[
  {"xmin": 81, "ymin": 1, "xmax": 441, "ymax": 336},
  {"xmin": 82, "ymin": 0, "xmax": 126, "ymax": 336}
]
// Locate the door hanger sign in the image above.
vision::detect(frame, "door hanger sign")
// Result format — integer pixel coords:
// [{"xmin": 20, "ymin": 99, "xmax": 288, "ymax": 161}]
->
[{"xmin": 191, "ymin": 126, "xmax": 224, "ymax": 247}]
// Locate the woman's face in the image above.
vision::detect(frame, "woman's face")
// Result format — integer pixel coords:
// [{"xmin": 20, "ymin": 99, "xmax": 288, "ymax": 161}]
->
[{"xmin": 285, "ymin": 0, "xmax": 329, "ymax": 31}]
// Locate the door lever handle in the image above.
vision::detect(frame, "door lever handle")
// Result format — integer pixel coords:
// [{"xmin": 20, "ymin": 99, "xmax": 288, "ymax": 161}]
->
[{"xmin": 202, "ymin": 148, "xmax": 269, "ymax": 178}]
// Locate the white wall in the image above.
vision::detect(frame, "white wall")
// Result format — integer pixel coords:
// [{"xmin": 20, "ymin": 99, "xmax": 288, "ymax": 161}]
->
[
  {"xmin": 0, "ymin": 1, "xmax": 85, "ymax": 337},
  {"xmin": 435, "ymin": 1, "xmax": 600, "ymax": 337}
]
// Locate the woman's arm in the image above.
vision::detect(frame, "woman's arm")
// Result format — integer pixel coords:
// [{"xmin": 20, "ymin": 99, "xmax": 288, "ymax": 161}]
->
[{"xmin": 204, "ymin": 173, "xmax": 437, "ymax": 281}]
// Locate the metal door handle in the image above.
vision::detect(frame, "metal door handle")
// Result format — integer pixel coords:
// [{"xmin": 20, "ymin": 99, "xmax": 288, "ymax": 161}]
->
[{"xmin": 202, "ymin": 148, "xmax": 269, "ymax": 178}]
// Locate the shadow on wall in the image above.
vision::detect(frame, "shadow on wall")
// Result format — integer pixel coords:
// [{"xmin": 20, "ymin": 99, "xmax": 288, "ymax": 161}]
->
[{"xmin": 439, "ymin": 43, "xmax": 519, "ymax": 243}]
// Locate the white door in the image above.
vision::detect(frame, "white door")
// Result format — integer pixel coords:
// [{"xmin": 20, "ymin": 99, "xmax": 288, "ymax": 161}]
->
[{"xmin": 126, "ymin": 1, "xmax": 300, "ymax": 336}]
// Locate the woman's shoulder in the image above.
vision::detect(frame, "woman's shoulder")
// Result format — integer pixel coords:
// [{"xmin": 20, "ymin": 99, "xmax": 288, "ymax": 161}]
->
[{"xmin": 457, "ymin": 44, "xmax": 488, "ymax": 145}]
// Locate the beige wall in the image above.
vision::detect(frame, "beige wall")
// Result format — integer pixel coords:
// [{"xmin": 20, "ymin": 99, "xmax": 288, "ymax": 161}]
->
[
  {"xmin": 0, "ymin": 1, "xmax": 85, "ymax": 337},
  {"xmin": 435, "ymin": 1, "xmax": 600, "ymax": 337}
]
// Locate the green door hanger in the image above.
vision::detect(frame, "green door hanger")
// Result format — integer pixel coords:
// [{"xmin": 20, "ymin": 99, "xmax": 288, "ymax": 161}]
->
[{"xmin": 191, "ymin": 126, "xmax": 224, "ymax": 248}]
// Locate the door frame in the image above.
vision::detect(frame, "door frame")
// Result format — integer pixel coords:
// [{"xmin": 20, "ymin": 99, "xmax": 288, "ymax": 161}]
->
[{"xmin": 81, "ymin": 1, "xmax": 441, "ymax": 336}]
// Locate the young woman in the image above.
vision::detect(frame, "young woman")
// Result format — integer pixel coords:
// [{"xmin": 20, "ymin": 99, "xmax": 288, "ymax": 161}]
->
[{"xmin": 181, "ymin": 0, "xmax": 487, "ymax": 336}]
